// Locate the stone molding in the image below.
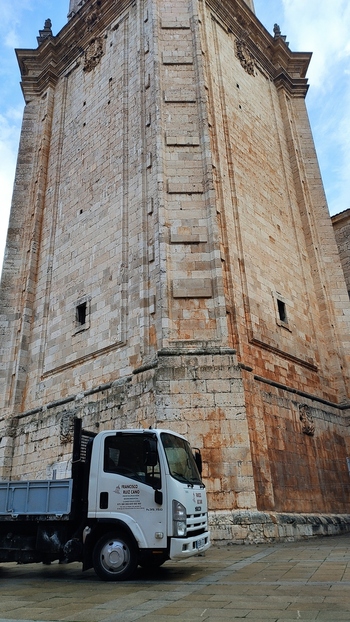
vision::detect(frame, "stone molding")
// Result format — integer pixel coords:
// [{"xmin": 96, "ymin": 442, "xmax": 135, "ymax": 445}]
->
[
  {"xmin": 254, "ymin": 373, "xmax": 350, "ymax": 411},
  {"xmin": 210, "ymin": 510, "xmax": 350, "ymax": 543}
]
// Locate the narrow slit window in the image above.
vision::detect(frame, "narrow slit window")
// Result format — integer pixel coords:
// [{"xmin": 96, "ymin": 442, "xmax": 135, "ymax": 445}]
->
[
  {"xmin": 74, "ymin": 297, "xmax": 91, "ymax": 334},
  {"xmin": 277, "ymin": 299, "xmax": 287, "ymax": 324},
  {"xmin": 272, "ymin": 291, "xmax": 291, "ymax": 331},
  {"xmin": 76, "ymin": 302, "xmax": 87, "ymax": 326}
]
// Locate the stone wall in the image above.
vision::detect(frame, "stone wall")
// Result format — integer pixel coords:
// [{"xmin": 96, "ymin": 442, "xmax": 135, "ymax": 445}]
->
[
  {"xmin": 245, "ymin": 379, "xmax": 350, "ymax": 514},
  {"xmin": 332, "ymin": 209, "xmax": 350, "ymax": 297}
]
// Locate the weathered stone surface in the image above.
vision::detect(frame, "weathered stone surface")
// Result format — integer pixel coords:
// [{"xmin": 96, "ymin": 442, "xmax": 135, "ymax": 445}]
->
[
  {"xmin": 210, "ymin": 510, "xmax": 350, "ymax": 543},
  {"xmin": 332, "ymin": 209, "xmax": 350, "ymax": 297}
]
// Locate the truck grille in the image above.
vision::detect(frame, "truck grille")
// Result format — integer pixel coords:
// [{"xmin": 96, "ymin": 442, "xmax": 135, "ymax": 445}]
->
[{"xmin": 186, "ymin": 512, "xmax": 207, "ymax": 536}]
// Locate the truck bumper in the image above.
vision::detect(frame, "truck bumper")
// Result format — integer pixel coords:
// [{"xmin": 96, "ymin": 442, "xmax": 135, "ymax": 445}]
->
[{"xmin": 169, "ymin": 531, "xmax": 210, "ymax": 559}]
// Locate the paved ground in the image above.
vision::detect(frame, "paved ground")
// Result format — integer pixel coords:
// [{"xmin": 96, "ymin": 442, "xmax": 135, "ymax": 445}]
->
[{"xmin": 0, "ymin": 534, "xmax": 350, "ymax": 621}]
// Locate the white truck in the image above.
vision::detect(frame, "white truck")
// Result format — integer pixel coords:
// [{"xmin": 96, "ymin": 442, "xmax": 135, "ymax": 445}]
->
[{"xmin": 0, "ymin": 420, "xmax": 210, "ymax": 580}]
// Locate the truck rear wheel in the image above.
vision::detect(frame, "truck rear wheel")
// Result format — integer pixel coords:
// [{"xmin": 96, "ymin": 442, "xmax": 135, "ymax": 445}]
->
[{"xmin": 92, "ymin": 532, "xmax": 138, "ymax": 581}]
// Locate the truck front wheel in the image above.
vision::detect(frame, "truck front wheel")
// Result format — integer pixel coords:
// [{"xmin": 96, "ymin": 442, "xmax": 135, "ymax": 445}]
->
[{"xmin": 92, "ymin": 532, "xmax": 138, "ymax": 581}]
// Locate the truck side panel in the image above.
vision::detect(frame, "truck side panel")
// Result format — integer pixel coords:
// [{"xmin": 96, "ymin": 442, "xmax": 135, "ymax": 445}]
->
[{"xmin": 0, "ymin": 480, "xmax": 73, "ymax": 516}]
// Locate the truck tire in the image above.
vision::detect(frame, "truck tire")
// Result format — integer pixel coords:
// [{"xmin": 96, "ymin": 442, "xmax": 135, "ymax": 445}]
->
[{"xmin": 92, "ymin": 532, "xmax": 138, "ymax": 581}]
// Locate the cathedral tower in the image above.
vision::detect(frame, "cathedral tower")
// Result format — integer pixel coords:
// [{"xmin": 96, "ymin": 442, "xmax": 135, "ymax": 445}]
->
[{"xmin": 1, "ymin": 0, "xmax": 350, "ymax": 541}]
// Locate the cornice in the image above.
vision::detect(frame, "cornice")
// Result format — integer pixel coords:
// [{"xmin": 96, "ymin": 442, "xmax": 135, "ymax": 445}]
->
[
  {"xmin": 274, "ymin": 70, "xmax": 309, "ymax": 97},
  {"xmin": 16, "ymin": 0, "xmax": 133, "ymax": 103},
  {"xmin": 205, "ymin": 0, "xmax": 311, "ymax": 97},
  {"xmin": 16, "ymin": 45, "xmax": 60, "ymax": 101},
  {"xmin": 331, "ymin": 208, "xmax": 350, "ymax": 227},
  {"xmin": 15, "ymin": 0, "xmax": 312, "ymax": 103}
]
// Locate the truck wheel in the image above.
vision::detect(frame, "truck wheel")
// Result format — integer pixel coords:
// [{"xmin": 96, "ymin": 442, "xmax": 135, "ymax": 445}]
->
[{"xmin": 93, "ymin": 533, "xmax": 138, "ymax": 581}]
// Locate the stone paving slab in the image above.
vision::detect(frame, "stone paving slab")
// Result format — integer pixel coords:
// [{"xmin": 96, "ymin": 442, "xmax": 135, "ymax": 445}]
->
[{"xmin": 0, "ymin": 535, "xmax": 350, "ymax": 621}]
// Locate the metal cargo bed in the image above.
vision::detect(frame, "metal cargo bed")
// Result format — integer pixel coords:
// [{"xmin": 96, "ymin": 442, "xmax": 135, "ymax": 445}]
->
[{"xmin": 0, "ymin": 479, "xmax": 73, "ymax": 517}]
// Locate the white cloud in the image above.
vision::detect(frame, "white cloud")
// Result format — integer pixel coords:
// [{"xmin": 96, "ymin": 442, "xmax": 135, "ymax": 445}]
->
[
  {"xmin": 5, "ymin": 29, "xmax": 20, "ymax": 49},
  {"xmin": 282, "ymin": 0, "xmax": 350, "ymax": 88},
  {"xmin": 0, "ymin": 108, "xmax": 22, "ymax": 266},
  {"xmin": 0, "ymin": 0, "xmax": 27, "ymax": 37},
  {"xmin": 333, "ymin": 90, "xmax": 350, "ymax": 213},
  {"xmin": 279, "ymin": 0, "xmax": 350, "ymax": 215},
  {"xmin": 0, "ymin": 0, "xmax": 39, "ymax": 52},
  {"xmin": 0, "ymin": 108, "xmax": 22, "ymax": 155}
]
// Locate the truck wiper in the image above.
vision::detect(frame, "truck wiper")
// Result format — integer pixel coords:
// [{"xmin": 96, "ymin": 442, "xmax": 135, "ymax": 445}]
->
[
  {"xmin": 172, "ymin": 471, "xmax": 194, "ymax": 486},
  {"xmin": 172, "ymin": 472, "xmax": 202, "ymax": 487}
]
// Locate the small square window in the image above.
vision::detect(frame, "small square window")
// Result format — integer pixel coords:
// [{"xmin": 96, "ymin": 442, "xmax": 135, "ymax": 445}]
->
[{"xmin": 74, "ymin": 296, "xmax": 91, "ymax": 333}]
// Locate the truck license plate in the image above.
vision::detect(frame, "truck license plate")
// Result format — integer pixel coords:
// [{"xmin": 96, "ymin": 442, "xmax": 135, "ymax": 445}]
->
[{"xmin": 196, "ymin": 537, "xmax": 205, "ymax": 550}]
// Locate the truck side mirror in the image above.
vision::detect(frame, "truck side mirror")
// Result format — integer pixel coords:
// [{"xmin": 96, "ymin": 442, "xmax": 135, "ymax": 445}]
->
[
  {"xmin": 144, "ymin": 438, "xmax": 158, "ymax": 467},
  {"xmin": 193, "ymin": 448, "xmax": 202, "ymax": 475}
]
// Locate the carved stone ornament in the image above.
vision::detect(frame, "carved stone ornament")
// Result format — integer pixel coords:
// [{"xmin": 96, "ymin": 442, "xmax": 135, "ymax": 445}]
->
[
  {"xmin": 235, "ymin": 39, "xmax": 256, "ymax": 76},
  {"xmin": 84, "ymin": 37, "xmax": 104, "ymax": 72},
  {"xmin": 299, "ymin": 404, "xmax": 315, "ymax": 436},
  {"xmin": 60, "ymin": 413, "xmax": 75, "ymax": 444},
  {"xmin": 85, "ymin": 1, "xmax": 102, "ymax": 30}
]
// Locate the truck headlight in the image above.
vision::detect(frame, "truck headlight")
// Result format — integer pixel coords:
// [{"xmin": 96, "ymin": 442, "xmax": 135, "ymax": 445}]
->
[{"xmin": 173, "ymin": 500, "xmax": 187, "ymax": 537}]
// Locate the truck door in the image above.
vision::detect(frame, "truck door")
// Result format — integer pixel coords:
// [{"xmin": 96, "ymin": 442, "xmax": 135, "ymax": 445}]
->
[{"xmin": 95, "ymin": 433, "xmax": 166, "ymax": 549}]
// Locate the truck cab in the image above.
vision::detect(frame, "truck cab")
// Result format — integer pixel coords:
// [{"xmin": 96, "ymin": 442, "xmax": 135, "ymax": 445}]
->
[{"xmin": 86, "ymin": 428, "xmax": 210, "ymax": 580}]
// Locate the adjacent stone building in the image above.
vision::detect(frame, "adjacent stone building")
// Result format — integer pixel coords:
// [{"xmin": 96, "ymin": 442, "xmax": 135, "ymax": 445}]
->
[
  {"xmin": 332, "ymin": 209, "xmax": 350, "ymax": 299},
  {"xmin": 1, "ymin": 0, "xmax": 350, "ymax": 542}
]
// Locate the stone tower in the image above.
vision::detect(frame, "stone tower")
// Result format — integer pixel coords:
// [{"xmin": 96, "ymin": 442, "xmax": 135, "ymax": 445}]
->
[{"xmin": 1, "ymin": 0, "xmax": 350, "ymax": 541}]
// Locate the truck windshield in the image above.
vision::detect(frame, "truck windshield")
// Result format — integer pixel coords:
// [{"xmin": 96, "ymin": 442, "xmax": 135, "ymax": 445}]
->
[{"xmin": 161, "ymin": 433, "xmax": 202, "ymax": 486}]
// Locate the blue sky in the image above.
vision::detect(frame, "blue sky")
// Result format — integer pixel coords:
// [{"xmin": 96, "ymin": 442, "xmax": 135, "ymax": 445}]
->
[{"xmin": 0, "ymin": 0, "xmax": 349, "ymax": 271}]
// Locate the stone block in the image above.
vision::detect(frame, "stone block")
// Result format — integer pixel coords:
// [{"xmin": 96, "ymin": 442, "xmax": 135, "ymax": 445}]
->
[
  {"xmin": 164, "ymin": 88, "xmax": 197, "ymax": 103},
  {"xmin": 167, "ymin": 179, "xmax": 204, "ymax": 194},
  {"xmin": 162, "ymin": 51, "xmax": 193, "ymax": 65},
  {"xmin": 170, "ymin": 226, "xmax": 207, "ymax": 244},
  {"xmin": 166, "ymin": 134, "xmax": 200, "ymax": 146},
  {"xmin": 161, "ymin": 19, "xmax": 190, "ymax": 29},
  {"xmin": 172, "ymin": 278, "xmax": 212, "ymax": 298}
]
